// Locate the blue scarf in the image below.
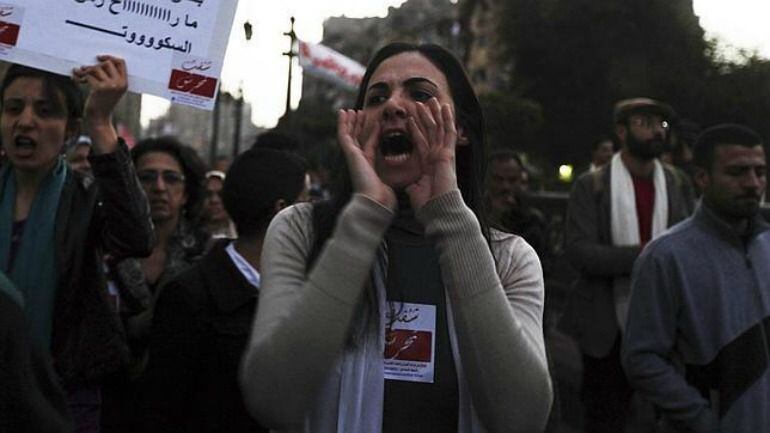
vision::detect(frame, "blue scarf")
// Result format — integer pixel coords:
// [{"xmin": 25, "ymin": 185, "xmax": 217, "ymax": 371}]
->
[
  {"xmin": 0, "ymin": 159, "xmax": 67, "ymax": 351},
  {"xmin": 0, "ymin": 270, "xmax": 23, "ymax": 306}
]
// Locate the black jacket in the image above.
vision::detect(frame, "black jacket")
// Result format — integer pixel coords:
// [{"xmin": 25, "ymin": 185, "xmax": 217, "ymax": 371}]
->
[
  {"xmin": 28, "ymin": 142, "xmax": 154, "ymax": 386},
  {"xmin": 140, "ymin": 239, "xmax": 267, "ymax": 433}
]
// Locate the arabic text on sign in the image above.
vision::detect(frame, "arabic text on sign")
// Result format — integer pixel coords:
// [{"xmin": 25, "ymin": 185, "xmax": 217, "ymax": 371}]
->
[{"xmin": 64, "ymin": 20, "xmax": 192, "ymax": 53}]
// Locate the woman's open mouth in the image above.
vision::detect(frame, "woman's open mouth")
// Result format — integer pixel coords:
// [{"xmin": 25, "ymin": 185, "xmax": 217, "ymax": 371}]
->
[
  {"xmin": 13, "ymin": 136, "xmax": 37, "ymax": 157},
  {"xmin": 380, "ymin": 131, "xmax": 413, "ymax": 164}
]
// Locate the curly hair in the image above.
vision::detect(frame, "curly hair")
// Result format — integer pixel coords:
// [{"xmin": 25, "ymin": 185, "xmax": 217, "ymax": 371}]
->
[{"xmin": 131, "ymin": 136, "xmax": 207, "ymax": 219}]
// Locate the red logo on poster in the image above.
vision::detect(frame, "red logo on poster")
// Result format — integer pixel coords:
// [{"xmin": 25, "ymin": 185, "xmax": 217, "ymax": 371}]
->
[
  {"xmin": 0, "ymin": 21, "xmax": 20, "ymax": 47},
  {"xmin": 168, "ymin": 69, "xmax": 217, "ymax": 98},
  {"xmin": 384, "ymin": 329, "xmax": 432, "ymax": 362}
]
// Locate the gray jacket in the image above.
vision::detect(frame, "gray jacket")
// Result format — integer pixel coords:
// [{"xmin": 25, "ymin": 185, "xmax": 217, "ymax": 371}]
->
[
  {"xmin": 622, "ymin": 204, "xmax": 770, "ymax": 432},
  {"xmin": 559, "ymin": 162, "xmax": 692, "ymax": 357}
]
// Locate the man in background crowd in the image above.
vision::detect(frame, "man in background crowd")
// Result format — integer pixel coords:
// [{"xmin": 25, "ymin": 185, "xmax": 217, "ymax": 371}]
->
[
  {"xmin": 590, "ymin": 136, "xmax": 616, "ymax": 172},
  {"xmin": 623, "ymin": 124, "xmax": 770, "ymax": 432},
  {"xmin": 139, "ymin": 148, "xmax": 308, "ymax": 433},
  {"xmin": 485, "ymin": 149, "xmax": 548, "ymax": 256},
  {"xmin": 560, "ymin": 97, "xmax": 693, "ymax": 432}
]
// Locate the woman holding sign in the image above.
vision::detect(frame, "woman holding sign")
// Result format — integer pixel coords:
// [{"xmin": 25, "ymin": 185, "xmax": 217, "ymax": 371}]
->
[
  {"xmin": 240, "ymin": 43, "xmax": 552, "ymax": 433},
  {"xmin": 0, "ymin": 57, "xmax": 154, "ymax": 430}
]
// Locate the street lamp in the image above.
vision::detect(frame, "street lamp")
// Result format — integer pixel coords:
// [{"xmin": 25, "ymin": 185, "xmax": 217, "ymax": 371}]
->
[
  {"xmin": 283, "ymin": 17, "xmax": 297, "ymax": 118},
  {"xmin": 244, "ymin": 21, "xmax": 253, "ymax": 41}
]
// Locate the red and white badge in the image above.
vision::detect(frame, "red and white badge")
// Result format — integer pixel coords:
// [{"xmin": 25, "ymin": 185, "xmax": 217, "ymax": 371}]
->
[
  {"xmin": 167, "ymin": 54, "xmax": 219, "ymax": 110},
  {"xmin": 384, "ymin": 302, "xmax": 436, "ymax": 383},
  {"xmin": 0, "ymin": 3, "xmax": 23, "ymax": 54}
]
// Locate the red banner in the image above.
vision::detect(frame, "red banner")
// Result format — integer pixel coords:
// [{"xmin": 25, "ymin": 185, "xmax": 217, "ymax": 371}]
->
[{"xmin": 385, "ymin": 329, "xmax": 432, "ymax": 362}]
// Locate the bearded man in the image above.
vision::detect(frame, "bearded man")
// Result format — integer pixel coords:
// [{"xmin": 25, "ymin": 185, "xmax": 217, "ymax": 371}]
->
[{"xmin": 559, "ymin": 98, "xmax": 694, "ymax": 432}]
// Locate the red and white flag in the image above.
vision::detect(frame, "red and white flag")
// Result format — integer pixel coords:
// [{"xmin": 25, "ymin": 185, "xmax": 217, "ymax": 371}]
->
[{"xmin": 298, "ymin": 40, "xmax": 365, "ymax": 91}]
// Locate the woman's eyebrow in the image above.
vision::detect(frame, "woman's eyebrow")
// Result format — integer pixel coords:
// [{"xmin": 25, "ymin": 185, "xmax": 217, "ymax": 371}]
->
[
  {"xmin": 367, "ymin": 77, "xmax": 439, "ymax": 93},
  {"xmin": 404, "ymin": 77, "xmax": 438, "ymax": 90},
  {"xmin": 367, "ymin": 82, "xmax": 389, "ymax": 93}
]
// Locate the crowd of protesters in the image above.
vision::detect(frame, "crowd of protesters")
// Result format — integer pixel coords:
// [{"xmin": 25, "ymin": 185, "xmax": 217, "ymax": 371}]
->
[{"xmin": 1, "ymin": 40, "xmax": 768, "ymax": 433}]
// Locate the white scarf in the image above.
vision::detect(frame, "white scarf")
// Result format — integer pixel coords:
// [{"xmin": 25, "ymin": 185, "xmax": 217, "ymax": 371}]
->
[
  {"xmin": 609, "ymin": 153, "xmax": 668, "ymax": 332},
  {"xmin": 289, "ymin": 245, "xmax": 488, "ymax": 433}
]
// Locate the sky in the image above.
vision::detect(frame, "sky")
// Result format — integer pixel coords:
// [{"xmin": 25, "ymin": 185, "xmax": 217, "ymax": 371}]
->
[
  {"xmin": 140, "ymin": 0, "xmax": 408, "ymax": 128},
  {"xmin": 694, "ymin": 0, "xmax": 770, "ymax": 59},
  {"xmin": 140, "ymin": 0, "xmax": 770, "ymax": 129}
]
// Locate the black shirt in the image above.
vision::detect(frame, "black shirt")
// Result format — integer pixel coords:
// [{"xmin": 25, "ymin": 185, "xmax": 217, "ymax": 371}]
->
[{"xmin": 382, "ymin": 211, "xmax": 459, "ymax": 433}]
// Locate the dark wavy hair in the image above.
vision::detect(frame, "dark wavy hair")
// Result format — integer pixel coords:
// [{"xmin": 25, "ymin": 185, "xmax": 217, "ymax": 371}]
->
[
  {"xmin": 131, "ymin": 136, "xmax": 206, "ymax": 219},
  {"xmin": 308, "ymin": 42, "xmax": 489, "ymax": 267}
]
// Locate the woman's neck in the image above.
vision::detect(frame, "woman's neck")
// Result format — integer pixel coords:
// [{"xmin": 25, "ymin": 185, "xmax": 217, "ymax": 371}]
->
[
  {"xmin": 153, "ymin": 216, "xmax": 180, "ymax": 251},
  {"xmin": 13, "ymin": 163, "xmax": 57, "ymax": 221},
  {"xmin": 207, "ymin": 218, "xmax": 230, "ymax": 233}
]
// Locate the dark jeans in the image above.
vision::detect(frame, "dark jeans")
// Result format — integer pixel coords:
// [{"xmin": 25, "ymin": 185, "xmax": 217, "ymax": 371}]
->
[{"xmin": 581, "ymin": 336, "xmax": 633, "ymax": 433}]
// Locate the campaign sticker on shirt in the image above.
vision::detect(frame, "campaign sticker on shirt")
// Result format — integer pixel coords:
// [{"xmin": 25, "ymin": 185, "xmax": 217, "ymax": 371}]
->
[{"xmin": 384, "ymin": 302, "xmax": 436, "ymax": 383}]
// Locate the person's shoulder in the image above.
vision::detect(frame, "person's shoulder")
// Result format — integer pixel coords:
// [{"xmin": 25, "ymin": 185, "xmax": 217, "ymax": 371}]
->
[
  {"xmin": 275, "ymin": 201, "xmax": 313, "ymax": 223},
  {"xmin": 571, "ymin": 165, "xmax": 608, "ymax": 194},
  {"xmin": 640, "ymin": 217, "xmax": 698, "ymax": 259},
  {"xmin": 573, "ymin": 167, "xmax": 598, "ymax": 186},
  {"xmin": 661, "ymin": 161, "xmax": 685, "ymax": 178},
  {"xmin": 490, "ymin": 229, "xmax": 544, "ymax": 292},
  {"xmin": 491, "ymin": 228, "xmax": 540, "ymax": 266},
  {"xmin": 271, "ymin": 202, "xmax": 313, "ymax": 232},
  {"xmin": 161, "ymin": 256, "xmax": 210, "ymax": 312},
  {"xmin": 266, "ymin": 201, "xmax": 316, "ymax": 251}
]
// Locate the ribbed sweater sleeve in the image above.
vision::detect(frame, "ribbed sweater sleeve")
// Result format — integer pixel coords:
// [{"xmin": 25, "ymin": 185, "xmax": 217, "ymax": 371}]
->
[
  {"xmin": 239, "ymin": 194, "xmax": 393, "ymax": 429},
  {"xmin": 417, "ymin": 190, "xmax": 553, "ymax": 433}
]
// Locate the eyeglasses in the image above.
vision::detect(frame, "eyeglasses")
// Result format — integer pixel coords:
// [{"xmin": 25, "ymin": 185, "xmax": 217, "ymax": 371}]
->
[
  {"xmin": 629, "ymin": 114, "xmax": 670, "ymax": 131},
  {"xmin": 137, "ymin": 170, "xmax": 186, "ymax": 186}
]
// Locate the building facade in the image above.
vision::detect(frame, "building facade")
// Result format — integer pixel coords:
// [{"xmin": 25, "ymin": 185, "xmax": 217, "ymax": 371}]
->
[{"xmin": 145, "ymin": 90, "xmax": 262, "ymax": 164}]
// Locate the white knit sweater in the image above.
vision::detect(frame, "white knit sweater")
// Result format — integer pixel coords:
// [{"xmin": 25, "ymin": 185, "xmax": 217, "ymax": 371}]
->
[{"xmin": 240, "ymin": 190, "xmax": 553, "ymax": 433}]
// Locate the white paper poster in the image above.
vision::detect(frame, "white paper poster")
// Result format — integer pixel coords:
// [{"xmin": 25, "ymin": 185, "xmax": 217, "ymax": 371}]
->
[
  {"xmin": 0, "ymin": 0, "xmax": 239, "ymax": 110},
  {"xmin": 384, "ymin": 302, "xmax": 436, "ymax": 384}
]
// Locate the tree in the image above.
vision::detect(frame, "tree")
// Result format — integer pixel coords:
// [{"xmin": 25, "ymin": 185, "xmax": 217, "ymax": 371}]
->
[
  {"xmin": 495, "ymin": 0, "xmax": 711, "ymax": 167},
  {"xmin": 699, "ymin": 50, "xmax": 770, "ymax": 142},
  {"xmin": 481, "ymin": 92, "xmax": 544, "ymax": 153}
]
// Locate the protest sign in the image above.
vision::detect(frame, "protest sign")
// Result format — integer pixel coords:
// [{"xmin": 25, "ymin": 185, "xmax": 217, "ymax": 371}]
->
[{"xmin": 0, "ymin": 0, "xmax": 239, "ymax": 110}]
